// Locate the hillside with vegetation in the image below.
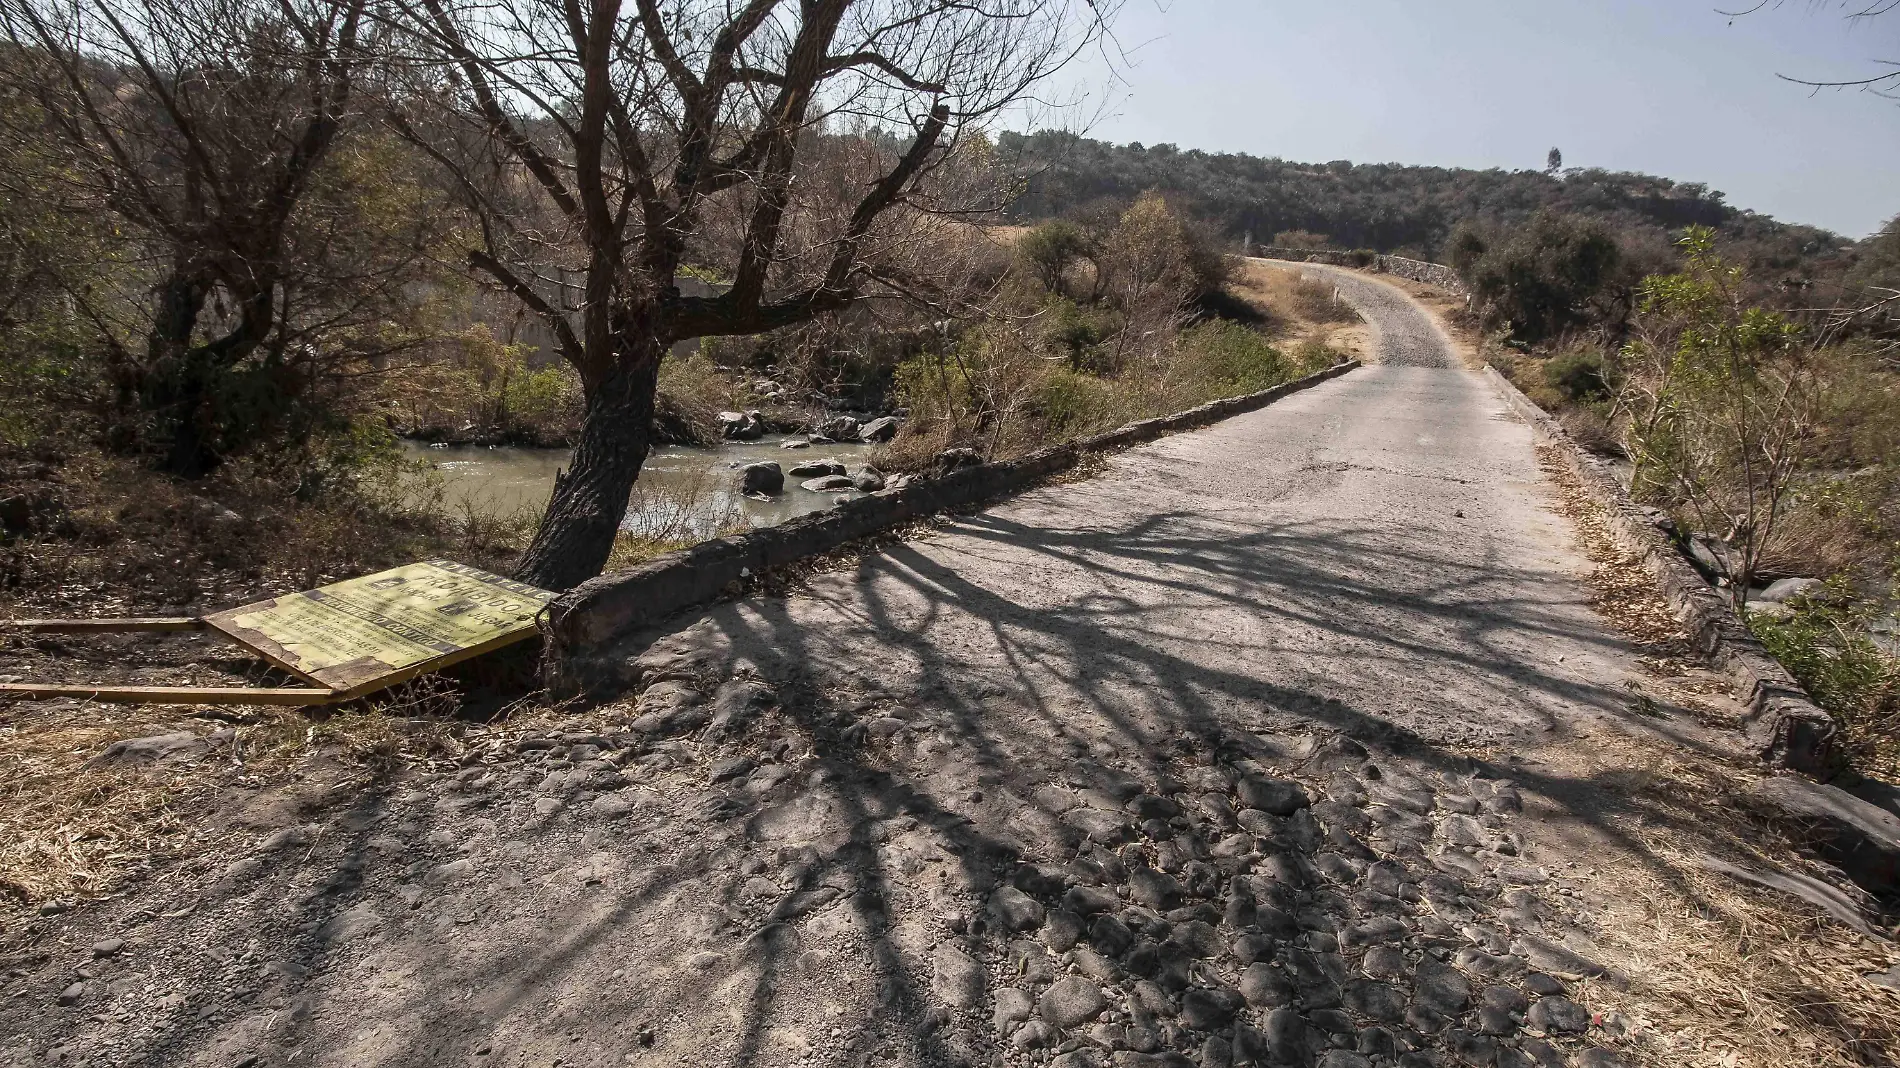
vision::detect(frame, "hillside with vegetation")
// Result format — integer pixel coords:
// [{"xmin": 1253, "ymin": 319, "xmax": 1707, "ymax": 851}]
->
[{"xmin": 997, "ymin": 130, "xmax": 1860, "ymax": 284}]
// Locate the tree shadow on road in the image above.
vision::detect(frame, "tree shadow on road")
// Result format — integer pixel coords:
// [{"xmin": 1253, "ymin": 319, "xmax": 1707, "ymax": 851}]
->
[{"xmin": 95, "ymin": 499, "xmax": 1876, "ymax": 1068}]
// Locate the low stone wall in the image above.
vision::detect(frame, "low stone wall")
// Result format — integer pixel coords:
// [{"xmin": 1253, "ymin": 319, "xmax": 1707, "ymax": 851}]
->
[
  {"xmin": 541, "ymin": 360, "xmax": 1362, "ymax": 697},
  {"xmin": 1481, "ymin": 365, "xmax": 1837, "ymax": 775},
  {"xmin": 1252, "ymin": 247, "xmax": 1469, "ymax": 299}
]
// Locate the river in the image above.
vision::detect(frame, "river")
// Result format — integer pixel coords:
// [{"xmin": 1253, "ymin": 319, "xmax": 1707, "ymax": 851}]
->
[{"xmin": 400, "ymin": 436, "xmax": 877, "ymax": 538}]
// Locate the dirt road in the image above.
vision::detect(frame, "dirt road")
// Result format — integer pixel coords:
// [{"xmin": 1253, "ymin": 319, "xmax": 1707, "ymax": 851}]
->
[{"xmin": 7, "ymin": 268, "xmax": 1886, "ymax": 1068}]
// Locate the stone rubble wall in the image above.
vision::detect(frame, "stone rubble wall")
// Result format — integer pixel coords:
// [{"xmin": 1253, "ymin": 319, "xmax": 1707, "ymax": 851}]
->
[
  {"xmin": 1251, "ymin": 247, "xmax": 1469, "ymax": 300},
  {"xmin": 541, "ymin": 360, "xmax": 1363, "ymax": 697}
]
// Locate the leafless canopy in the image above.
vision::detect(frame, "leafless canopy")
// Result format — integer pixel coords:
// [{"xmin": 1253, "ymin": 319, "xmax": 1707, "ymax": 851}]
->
[
  {"xmin": 384, "ymin": 0, "xmax": 1115, "ymax": 375},
  {"xmin": 375, "ymin": 0, "xmax": 1117, "ymax": 588}
]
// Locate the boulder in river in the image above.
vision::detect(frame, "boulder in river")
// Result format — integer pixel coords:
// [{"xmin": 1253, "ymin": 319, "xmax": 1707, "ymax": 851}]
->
[
  {"xmin": 736, "ymin": 461, "xmax": 783, "ymax": 496},
  {"xmin": 852, "ymin": 466, "xmax": 885, "ymax": 492},
  {"xmin": 789, "ymin": 459, "xmax": 846, "ymax": 479},
  {"xmin": 858, "ymin": 416, "xmax": 899, "ymax": 443},
  {"xmin": 719, "ymin": 410, "xmax": 766, "ymax": 441},
  {"xmin": 1756, "ymin": 577, "xmax": 1823, "ymax": 604},
  {"xmin": 817, "ymin": 415, "xmax": 859, "ymax": 440},
  {"xmin": 802, "ymin": 474, "xmax": 856, "ymax": 492}
]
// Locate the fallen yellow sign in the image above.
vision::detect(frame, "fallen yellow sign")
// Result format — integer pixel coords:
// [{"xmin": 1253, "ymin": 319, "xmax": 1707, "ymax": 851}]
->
[
  {"xmin": 1, "ymin": 560, "xmax": 556, "ymax": 705},
  {"xmin": 206, "ymin": 560, "xmax": 557, "ymax": 696}
]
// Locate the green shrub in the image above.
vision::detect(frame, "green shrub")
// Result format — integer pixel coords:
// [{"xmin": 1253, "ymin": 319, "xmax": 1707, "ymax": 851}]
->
[
  {"xmin": 1039, "ymin": 298, "xmax": 1121, "ymax": 371},
  {"xmin": 1035, "ymin": 368, "xmax": 1124, "ymax": 438},
  {"xmin": 1174, "ymin": 320, "xmax": 1291, "ymax": 402},
  {"xmin": 1459, "ymin": 211, "xmax": 1625, "ymax": 343},
  {"xmin": 1017, "ymin": 220, "xmax": 1095, "ymax": 295},
  {"xmin": 1542, "ymin": 345, "xmax": 1615, "ymax": 402},
  {"xmin": 1749, "ymin": 590, "xmax": 1900, "ymax": 775}
]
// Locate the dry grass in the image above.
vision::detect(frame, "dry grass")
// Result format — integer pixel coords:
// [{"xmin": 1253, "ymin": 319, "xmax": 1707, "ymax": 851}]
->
[
  {"xmin": 0, "ymin": 691, "xmax": 475, "ymax": 913},
  {"xmin": 1230, "ymin": 259, "xmax": 1362, "ymax": 337},
  {"xmin": 1529, "ymin": 442, "xmax": 1900, "ymax": 1067},
  {"xmin": 1537, "ymin": 734, "xmax": 1900, "ymax": 1068}
]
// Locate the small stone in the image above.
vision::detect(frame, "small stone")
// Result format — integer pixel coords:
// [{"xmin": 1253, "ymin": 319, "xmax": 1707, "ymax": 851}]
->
[
  {"xmin": 1012, "ymin": 1020, "xmax": 1056, "ymax": 1049},
  {"xmin": 932, "ymin": 944, "xmax": 984, "ymax": 1008},
  {"xmin": 1440, "ymin": 814, "xmax": 1487, "ymax": 848},
  {"xmin": 1512, "ymin": 936, "xmax": 1606, "ymax": 978},
  {"xmin": 1413, "ymin": 961, "xmax": 1472, "ymax": 1016},
  {"xmin": 1356, "ymin": 1026, "xmax": 1398, "ymax": 1058},
  {"xmin": 1482, "ymin": 986, "xmax": 1529, "ymax": 1014},
  {"xmin": 990, "ymin": 886, "xmax": 1047, "ymax": 933},
  {"xmin": 91, "ymin": 938, "xmax": 125, "ymax": 958},
  {"xmin": 590, "ymin": 793, "xmax": 636, "ymax": 819},
  {"xmin": 1040, "ymin": 977, "xmax": 1107, "ymax": 1028},
  {"xmin": 88, "ymin": 731, "xmax": 213, "ymax": 767},
  {"xmin": 1233, "ymin": 933, "xmax": 1276, "ymax": 964},
  {"xmin": 1237, "ymin": 777, "xmax": 1311, "ymax": 816},
  {"xmin": 1167, "ymin": 919, "xmax": 1220, "ymax": 958},
  {"xmin": 1179, "ymin": 986, "xmax": 1240, "ymax": 1029},
  {"xmin": 1517, "ymin": 1038, "xmax": 1566, "ymax": 1068},
  {"xmin": 1406, "ymin": 1004, "xmax": 1449, "ymax": 1034},
  {"xmin": 56, "ymin": 982, "xmax": 84, "ymax": 1006},
  {"xmin": 1130, "ymin": 980, "xmax": 1175, "ymax": 1017},
  {"xmin": 1454, "ymin": 949, "xmax": 1525, "ymax": 980},
  {"xmin": 1526, "ymin": 996, "xmax": 1589, "ymax": 1034},
  {"xmin": 1313, "ymin": 853, "xmax": 1361, "ymax": 884},
  {"xmin": 1446, "ymin": 1028, "xmax": 1498, "ymax": 1066},
  {"xmin": 1129, "ymin": 868, "xmax": 1183, "ymax": 911},
  {"xmin": 858, "ymin": 415, "xmax": 900, "ymax": 443},
  {"xmin": 1238, "ymin": 962, "xmax": 1293, "ymax": 1007},
  {"xmin": 1064, "ymin": 886, "xmax": 1120, "ymax": 916},
  {"xmin": 1066, "ymin": 808, "xmax": 1133, "ymax": 844},
  {"xmin": 851, "ymin": 466, "xmax": 885, "ymax": 492},
  {"xmin": 709, "ymin": 756, "xmax": 755, "ymax": 783},
  {"xmin": 1045, "ymin": 910, "xmax": 1085, "ymax": 951},
  {"xmin": 1362, "ymin": 945, "xmax": 1410, "ymax": 979},
  {"xmin": 1343, "ymin": 916, "xmax": 1410, "ymax": 946},
  {"xmin": 1264, "ymin": 1007, "xmax": 1306, "ymax": 1064},
  {"xmin": 1524, "ymin": 972, "xmax": 1566, "ymax": 996},
  {"xmin": 319, "ymin": 903, "xmax": 384, "ymax": 941},
  {"xmin": 1572, "ymin": 1049, "xmax": 1628, "ymax": 1068},
  {"xmin": 1074, "ymin": 946, "xmax": 1118, "ymax": 982},
  {"xmin": 1090, "ymin": 913, "xmax": 1134, "ymax": 955},
  {"xmin": 994, "ymin": 987, "xmax": 1034, "ymax": 1033},
  {"xmin": 1318, "ymin": 1053, "xmax": 1372, "ymax": 1068},
  {"xmin": 1200, "ymin": 1035, "xmax": 1234, "ymax": 1068},
  {"xmin": 1342, "ymin": 979, "xmax": 1407, "ymax": 1023}
]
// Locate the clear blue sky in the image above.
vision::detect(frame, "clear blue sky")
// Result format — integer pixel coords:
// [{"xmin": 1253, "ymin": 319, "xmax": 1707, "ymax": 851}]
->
[{"xmin": 1026, "ymin": 0, "xmax": 1899, "ymax": 239}]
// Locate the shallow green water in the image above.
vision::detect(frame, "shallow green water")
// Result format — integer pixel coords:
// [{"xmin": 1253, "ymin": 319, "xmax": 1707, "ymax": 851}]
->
[{"xmin": 401, "ymin": 436, "xmax": 875, "ymax": 537}]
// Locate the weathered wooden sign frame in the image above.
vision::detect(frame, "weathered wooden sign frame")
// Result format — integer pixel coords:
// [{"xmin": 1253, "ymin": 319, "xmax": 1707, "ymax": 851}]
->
[{"xmin": 1, "ymin": 560, "xmax": 555, "ymax": 706}]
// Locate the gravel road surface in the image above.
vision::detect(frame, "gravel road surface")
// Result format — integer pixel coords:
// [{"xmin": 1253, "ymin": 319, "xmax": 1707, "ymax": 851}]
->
[{"xmin": 3, "ymin": 268, "xmax": 1735, "ymax": 1068}]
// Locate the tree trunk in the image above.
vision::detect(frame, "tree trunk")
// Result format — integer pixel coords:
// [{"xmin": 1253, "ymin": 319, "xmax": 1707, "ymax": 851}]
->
[
  {"xmin": 513, "ymin": 338, "xmax": 662, "ymax": 591},
  {"xmin": 139, "ymin": 268, "xmax": 218, "ymax": 477}
]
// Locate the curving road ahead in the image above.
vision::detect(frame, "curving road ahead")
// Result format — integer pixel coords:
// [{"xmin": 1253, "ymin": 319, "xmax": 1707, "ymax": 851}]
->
[{"xmin": 8, "ymin": 264, "xmax": 1726, "ymax": 1068}]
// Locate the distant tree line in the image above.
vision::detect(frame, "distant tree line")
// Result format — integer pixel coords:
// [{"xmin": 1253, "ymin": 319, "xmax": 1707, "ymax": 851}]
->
[{"xmin": 996, "ymin": 130, "xmax": 1861, "ymax": 285}]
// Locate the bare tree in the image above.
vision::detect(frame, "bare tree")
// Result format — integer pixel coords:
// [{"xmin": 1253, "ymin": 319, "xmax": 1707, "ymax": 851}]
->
[
  {"xmin": 384, "ymin": 0, "xmax": 1118, "ymax": 590},
  {"xmin": 0, "ymin": 0, "xmax": 454, "ymax": 476}
]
